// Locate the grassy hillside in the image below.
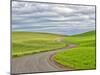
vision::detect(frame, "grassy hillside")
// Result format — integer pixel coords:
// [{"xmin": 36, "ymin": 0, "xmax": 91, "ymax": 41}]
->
[
  {"xmin": 12, "ymin": 31, "xmax": 96, "ymax": 69},
  {"xmin": 54, "ymin": 31, "xmax": 96, "ymax": 69},
  {"xmin": 12, "ymin": 32, "xmax": 67, "ymax": 57}
]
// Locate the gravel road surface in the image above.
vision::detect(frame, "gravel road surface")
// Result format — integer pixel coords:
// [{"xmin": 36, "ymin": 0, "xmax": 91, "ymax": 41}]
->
[{"xmin": 11, "ymin": 44, "xmax": 75, "ymax": 74}]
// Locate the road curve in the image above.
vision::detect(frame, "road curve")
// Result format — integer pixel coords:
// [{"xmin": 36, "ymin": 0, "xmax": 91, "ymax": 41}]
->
[{"xmin": 11, "ymin": 44, "xmax": 75, "ymax": 74}]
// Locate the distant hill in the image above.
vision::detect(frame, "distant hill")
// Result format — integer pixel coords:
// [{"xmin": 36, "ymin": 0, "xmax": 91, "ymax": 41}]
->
[{"xmin": 73, "ymin": 30, "xmax": 96, "ymax": 37}]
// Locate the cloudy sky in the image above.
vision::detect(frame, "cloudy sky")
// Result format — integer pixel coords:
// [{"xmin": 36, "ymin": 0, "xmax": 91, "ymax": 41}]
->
[{"xmin": 12, "ymin": 1, "xmax": 95, "ymax": 35}]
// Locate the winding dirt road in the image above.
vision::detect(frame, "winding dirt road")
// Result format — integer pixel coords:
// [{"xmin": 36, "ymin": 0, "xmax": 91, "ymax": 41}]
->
[{"xmin": 11, "ymin": 44, "xmax": 75, "ymax": 74}]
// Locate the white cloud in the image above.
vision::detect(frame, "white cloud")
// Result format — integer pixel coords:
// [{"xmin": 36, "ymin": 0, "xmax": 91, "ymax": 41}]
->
[
  {"xmin": 53, "ymin": 6, "xmax": 74, "ymax": 13},
  {"xmin": 12, "ymin": 1, "xmax": 95, "ymax": 35}
]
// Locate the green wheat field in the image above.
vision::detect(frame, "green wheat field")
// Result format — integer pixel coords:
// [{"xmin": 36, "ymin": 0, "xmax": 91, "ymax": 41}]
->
[{"xmin": 12, "ymin": 30, "xmax": 96, "ymax": 70}]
